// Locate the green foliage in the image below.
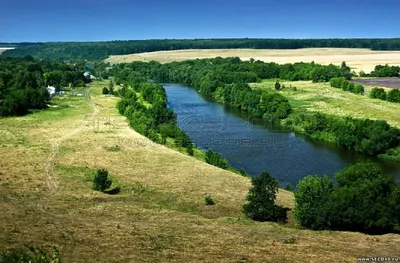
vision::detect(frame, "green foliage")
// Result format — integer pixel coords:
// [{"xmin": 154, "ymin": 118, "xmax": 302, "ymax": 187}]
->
[
  {"xmin": 370, "ymin": 87, "xmax": 387, "ymax": 100},
  {"xmin": 5, "ymin": 39, "xmax": 400, "ymax": 61},
  {"xmin": 274, "ymin": 81, "xmax": 281, "ymax": 90},
  {"xmin": 102, "ymin": 87, "xmax": 109, "ymax": 95},
  {"xmin": 294, "ymin": 175, "xmax": 334, "ymax": 230},
  {"xmin": 294, "ymin": 162, "xmax": 400, "ymax": 234},
  {"xmin": 243, "ymin": 171, "xmax": 289, "ymax": 222},
  {"xmin": 93, "ymin": 169, "xmax": 112, "ymax": 192},
  {"xmin": 0, "ymin": 57, "xmax": 88, "ymax": 116},
  {"xmin": 204, "ymin": 194, "xmax": 216, "ymax": 205},
  {"xmin": 285, "ymin": 112, "xmax": 400, "ymax": 155},
  {"xmin": 204, "ymin": 149, "xmax": 229, "ymax": 169},
  {"xmin": 0, "ymin": 246, "xmax": 60, "ymax": 263},
  {"xmin": 387, "ymin": 89, "xmax": 400, "ymax": 103},
  {"xmin": 329, "ymin": 77, "xmax": 364, "ymax": 95},
  {"xmin": 370, "ymin": 64, "xmax": 400, "ymax": 77}
]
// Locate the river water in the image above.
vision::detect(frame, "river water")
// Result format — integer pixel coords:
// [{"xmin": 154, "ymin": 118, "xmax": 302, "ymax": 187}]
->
[{"xmin": 164, "ymin": 83, "xmax": 400, "ymax": 187}]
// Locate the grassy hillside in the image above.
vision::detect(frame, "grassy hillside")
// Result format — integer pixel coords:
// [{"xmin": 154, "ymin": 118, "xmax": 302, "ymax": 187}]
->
[
  {"xmin": 1, "ymin": 80, "xmax": 399, "ymax": 262},
  {"xmin": 251, "ymin": 80, "xmax": 400, "ymax": 128},
  {"xmin": 105, "ymin": 48, "xmax": 400, "ymax": 73}
]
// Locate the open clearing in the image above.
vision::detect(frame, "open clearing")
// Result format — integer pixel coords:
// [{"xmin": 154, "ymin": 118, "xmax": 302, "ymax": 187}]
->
[
  {"xmin": 0, "ymin": 47, "xmax": 15, "ymax": 54},
  {"xmin": 353, "ymin": 77, "xmax": 400, "ymax": 89},
  {"xmin": 105, "ymin": 48, "xmax": 400, "ymax": 73},
  {"xmin": 1, "ymin": 80, "xmax": 399, "ymax": 262},
  {"xmin": 251, "ymin": 80, "xmax": 400, "ymax": 128}
]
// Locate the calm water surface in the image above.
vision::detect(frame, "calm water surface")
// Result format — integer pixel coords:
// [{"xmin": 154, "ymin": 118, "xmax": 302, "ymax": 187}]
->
[{"xmin": 164, "ymin": 83, "xmax": 400, "ymax": 187}]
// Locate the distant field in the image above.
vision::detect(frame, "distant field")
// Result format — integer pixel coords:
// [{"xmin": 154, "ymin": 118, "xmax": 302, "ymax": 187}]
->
[
  {"xmin": 251, "ymin": 80, "xmax": 400, "ymax": 128},
  {"xmin": 106, "ymin": 48, "xmax": 400, "ymax": 73},
  {"xmin": 353, "ymin": 77, "xmax": 400, "ymax": 89},
  {"xmin": 0, "ymin": 47, "xmax": 15, "ymax": 54}
]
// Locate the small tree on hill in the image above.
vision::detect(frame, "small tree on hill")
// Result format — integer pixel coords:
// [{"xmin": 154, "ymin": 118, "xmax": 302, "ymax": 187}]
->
[
  {"xmin": 93, "ymin": 169, "xmax": 112, "ymax": 192},
  {"xmin": 274, "ymin": 81, "xmax": 281, "ymax": 91},
  {"xmin": 243, "ymin": 171, "xmax": 289, "ymax": 222},
  {"xmin": 102, "ymin": 87, "xmax": 109, "ymax": 95}
]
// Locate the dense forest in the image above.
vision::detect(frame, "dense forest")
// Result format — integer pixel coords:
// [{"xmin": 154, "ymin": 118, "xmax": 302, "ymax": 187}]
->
[
  {"xmin": 0, "ymin": 56, "xmax": 88, "ymax": 116},
  {"xmin": 109, "ymin": 58, "xmax": 400, "ymax": 157},
  {"xmin": 3, "ymin": 38, "xmax": 400, "ymax": 61}
]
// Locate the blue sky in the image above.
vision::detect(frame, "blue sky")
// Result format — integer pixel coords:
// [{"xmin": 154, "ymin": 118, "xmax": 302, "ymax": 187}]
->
[{"xmin": 0, "ymin": 0, "xmax": 399, "ymax": 42}]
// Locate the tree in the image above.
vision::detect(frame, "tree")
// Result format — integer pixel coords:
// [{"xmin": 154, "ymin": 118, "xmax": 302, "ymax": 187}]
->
[
  {"xmin": 327, "ymin": 162, "xmax": 400, "ymax": 234},
  {"xmin": 204, "ymin": 149, "xmax": 228, "ymax": 169},
  {"xmin": 387, "ymin": 89, "xmax": 400, "ymax": 103},
  {"xmin": 243, "ymin": 171, "xmax": 289, "ymax": 222},
  {"xmin": 274, "ymin": 81, "xmax": 281, "ymax": 91},
  {"xmin": 93, "ymin": 169, "xmax": 112, "ymax": 192},
  {"xmin": 102, "ymin": 87, "xmax": 109, "ymax": 95},
  {"xmin": 294, "ymin": 175, "xmax": 334, "ymax": 230},
  {"xmin": 370, "ymin": 87, "xmax": 387, "ymax": 100},
  {"xmin": 354, "ymin": 84, "xmax": 365, "ymax": 95}
]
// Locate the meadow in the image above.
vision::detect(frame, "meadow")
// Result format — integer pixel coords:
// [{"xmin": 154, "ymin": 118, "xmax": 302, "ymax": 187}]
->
[
  {"xmin": 105, "ymin": 48, "xmax": 400, "ymax": 73},
  {"xmin": 1, "ymin": 80, "xmax": 399, "ymax": 262},
  {"xmin": 251, "ymin": 80, "xmax": 400, "ymax": 128}
]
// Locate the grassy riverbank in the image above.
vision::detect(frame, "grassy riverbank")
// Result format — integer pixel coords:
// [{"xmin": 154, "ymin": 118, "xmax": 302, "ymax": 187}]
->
[
  {"xmin": 2, "ymin": 80, "xmax": 399, "ymax": 262},
  {"xmin": 250, "ymin": 80, "xmax": 400, "ymax": 128}
]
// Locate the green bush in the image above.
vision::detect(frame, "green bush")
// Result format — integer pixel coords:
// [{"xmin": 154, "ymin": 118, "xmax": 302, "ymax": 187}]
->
[
  {"xmin": 294, "ymin": 162, "xmax": 400, "ymax": 234},
  {"xmin": 370, "ymin": 87, "xmax": 387, "ymax": 100},
  {"xmin": 294, "ymin": 175, "xmax": 334, "ymax": 230},
  {"xmin": 204, "ymin": 149, "xmax": 228, "ymax": 169},
  {"xmin": 243, "ymin": 171, "xmax": 289, "ymax": 222},
  {"xmin": 93, "ymin": 169, "xmax": 112, "ymax": 192},
  {"xmin": 204, "ymin": 194, "xmax": 216, "ymax": 205},
  {"xmin": 0, "ymin": 246, "xmax": 60, "ymax": 263},
  {"xmin": 102, "ymin": 87, "xmax": 109, "ymax": 95}
]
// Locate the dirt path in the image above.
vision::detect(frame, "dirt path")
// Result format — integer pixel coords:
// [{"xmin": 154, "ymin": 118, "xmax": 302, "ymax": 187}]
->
[{"xmin": 44, "ymin": 88, "xmax": 99, "ymax": 192}]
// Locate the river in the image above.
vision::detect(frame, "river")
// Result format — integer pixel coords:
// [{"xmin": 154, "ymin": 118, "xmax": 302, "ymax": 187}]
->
[{"xmin": 164, "ymin": 83, "xmax": 400, "ymax": 187}]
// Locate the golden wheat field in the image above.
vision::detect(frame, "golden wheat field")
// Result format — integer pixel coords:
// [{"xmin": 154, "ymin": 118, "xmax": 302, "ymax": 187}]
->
[
  {"xmin": 105, "ymin": 48, "xmax": 400, "ymax": 73},
  {"xmin": 0, "ymin": 80, "xmax": 399, "ymax": 262}
]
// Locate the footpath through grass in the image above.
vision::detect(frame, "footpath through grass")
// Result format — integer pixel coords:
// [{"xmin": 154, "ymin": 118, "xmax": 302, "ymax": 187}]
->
[{"xmin": 0, "ymin": 80, "xmax": 399, "ymax": 262}]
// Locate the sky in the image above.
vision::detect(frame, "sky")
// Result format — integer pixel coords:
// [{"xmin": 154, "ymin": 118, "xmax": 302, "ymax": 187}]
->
[{"xmin": 0, "ymin": 0, "xmax": 399, "ymax": 42}]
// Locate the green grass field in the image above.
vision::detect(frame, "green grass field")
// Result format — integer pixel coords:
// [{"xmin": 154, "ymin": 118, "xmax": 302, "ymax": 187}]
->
[
  {"xmin": 1, "ymin": 80, "xmax": 399, "ymax": 262},
  {"xmin": 251, "ymin": 80, "xmax": 400, "ymax": 128}
]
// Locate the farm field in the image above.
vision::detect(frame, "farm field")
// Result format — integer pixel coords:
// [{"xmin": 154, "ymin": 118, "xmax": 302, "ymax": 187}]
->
[
  {"xmin": 353, "ymin": 77, "xmax": 400, "ymax": 89},
  {"xmin": 251, "ymin": 80, "xmax": 400, "ymax": 128},
  {"xmin": 105, "ymin": 48, "xmax": 400, "ymax": 73},
  {"xmin": 1, "ymin": 80, "xmax": 399, "ymax": 262},
  {"xmin": 0, "ymin": 47, "xmax": 14, "ymax": 54}
]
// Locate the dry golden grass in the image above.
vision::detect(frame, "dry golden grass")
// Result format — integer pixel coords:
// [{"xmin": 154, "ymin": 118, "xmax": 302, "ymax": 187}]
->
[
  {"xmin": 1, "ymin": 80, "xmax": 399, "ymax": 262},
  {"xmin": 105, "ymin": 48, "xmax": 400, "ymax": 73}
]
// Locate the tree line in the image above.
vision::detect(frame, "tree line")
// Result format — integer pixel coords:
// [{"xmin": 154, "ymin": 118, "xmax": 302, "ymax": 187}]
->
[
  {"xmin": 0, "ymin": 56, "xmax": 88, "ymax": 116},
  {"xmin": 110, "ymin": 58, "xmax": 400, "ymax": 157},
  {"xmin": 361, "ymin": 64, "xmax": 400, "ymax": 77},
  {"xmin": 3, "ymin": 38, "xmax": 400, "ymax": 61},
  {"xmin": 285, "ymin": 112, "xmax": 400, "ymax": 155},
  {"xmin": 329, "ymin": 77, "xmax": 365, "ymax": 94},
  {"xmin": 370, "ymin": 87, "xmax": 400, "ymax": 103}
]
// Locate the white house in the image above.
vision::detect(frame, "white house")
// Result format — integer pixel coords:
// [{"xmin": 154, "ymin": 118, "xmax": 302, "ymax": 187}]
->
[{"xmin": 46, "ymin": 86, "xmax": 56, "ymax": 96}]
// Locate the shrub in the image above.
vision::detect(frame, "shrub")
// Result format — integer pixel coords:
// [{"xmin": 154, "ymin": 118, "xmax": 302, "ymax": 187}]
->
[
  {"xmin": 370, "ymin": 87, "xmax": 387, "ymax": 100},
  {"xmin": 205, "ymin": 194, "xmax": 216, "ymax": 205},
  {"xmin": 294, "ymin": 162, "xmax": 400, "ymax": 234},
  {"xmin": 274, "ymin": 81, "xmax": 281, "ymax": 91},
  {"xmin": 102, "ymin": 87, "xmax": 109, "ymax": 95},
  {"xmin": 0, "ymin": 246, "xmax": 60, "ymax": 263},
  {"xmin": 93, "ymin": 169, "xmax": 112, "ymax": 192},
  {"xmin": 204, "ymin": 149, "xmax": 228, "ymax": 169},
  {"xmin": 294, "ymin": 175, "xmax": 334, "ymax": 230},
  {"xmin": 243, "ymin": 171, "xmax": 289, "ymax": 222}
]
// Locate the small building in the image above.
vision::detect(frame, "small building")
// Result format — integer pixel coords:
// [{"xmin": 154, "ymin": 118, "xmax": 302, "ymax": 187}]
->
[{"xmin": 46, "ymin": 86, "xmax": 56, "ymax": 96}]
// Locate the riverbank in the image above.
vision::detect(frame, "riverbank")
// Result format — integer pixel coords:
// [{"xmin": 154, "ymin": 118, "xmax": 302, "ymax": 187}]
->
[{"xmin": 5, "ymin": 80, "xmax": 398, "ymax": 262}]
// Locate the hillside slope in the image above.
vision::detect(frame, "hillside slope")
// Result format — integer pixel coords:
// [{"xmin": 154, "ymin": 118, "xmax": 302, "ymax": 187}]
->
[{"xmin": 0, "ymin": 81, "xmax": 399, "ymax": 262}]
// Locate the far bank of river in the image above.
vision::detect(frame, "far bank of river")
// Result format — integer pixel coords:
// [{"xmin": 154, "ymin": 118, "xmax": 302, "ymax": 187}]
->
[{"xmin": 164, "ymin": 83, "xmax": 400, "ymax": 187}]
